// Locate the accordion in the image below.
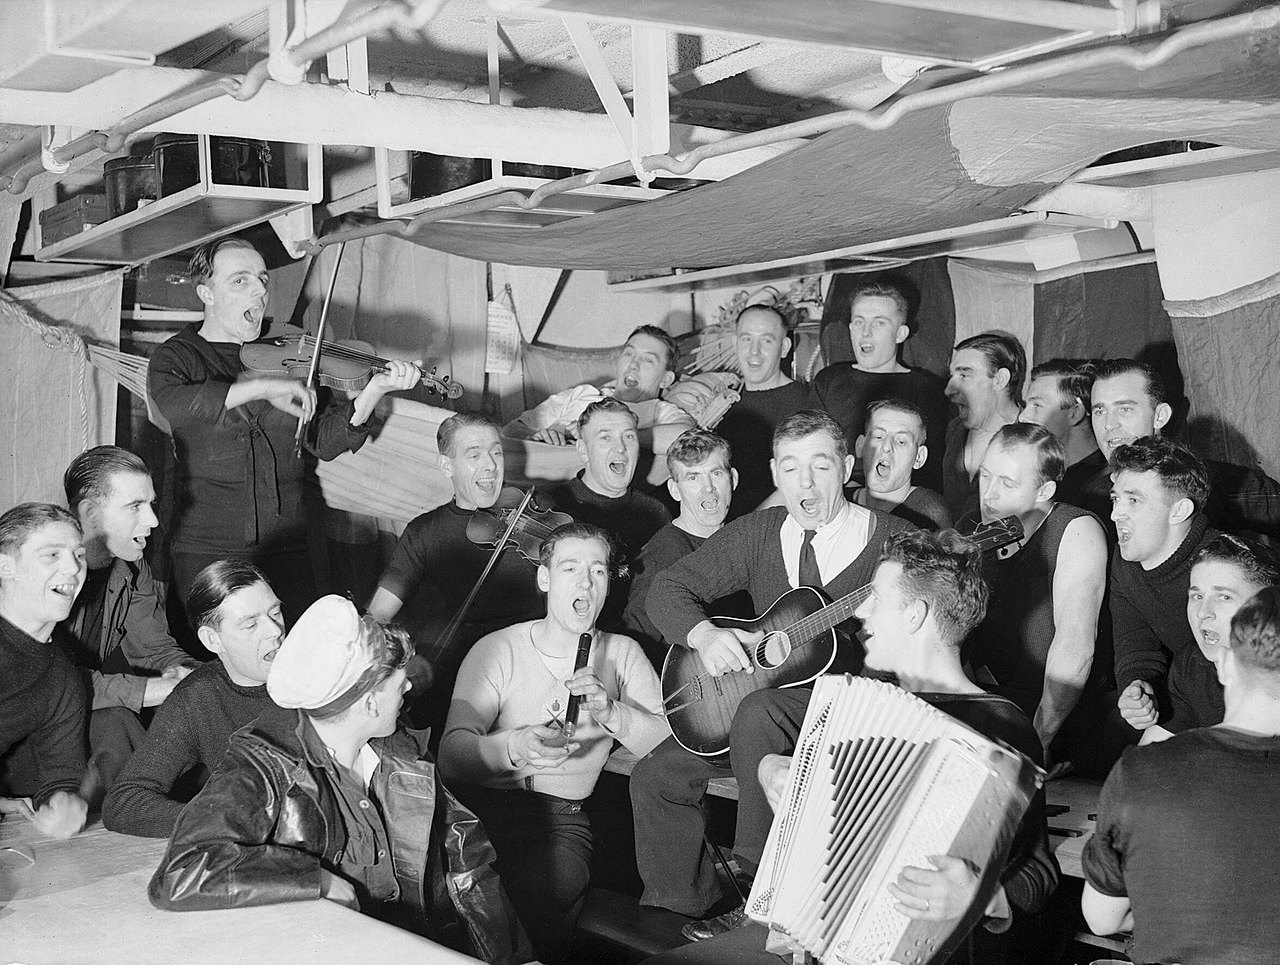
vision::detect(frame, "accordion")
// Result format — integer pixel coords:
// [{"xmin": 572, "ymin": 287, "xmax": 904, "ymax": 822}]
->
[{"xmin": 746, "ymin": 676, "xmax": 1043, "ymax": 965}]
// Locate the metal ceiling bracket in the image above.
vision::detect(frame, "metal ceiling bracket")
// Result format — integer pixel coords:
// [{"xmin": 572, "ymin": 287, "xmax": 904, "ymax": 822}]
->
[
  {"xmin": 40, "ymin": 127, "xmax": 71, "ymax": 175},
  {"xmin": 562, "ymin": 17, "xmax": 668, "ymax": 184},
  {"xmin": 268, "ymin": 0, "xmax": 311, "ymax": 84},
  {"xmin": 270, "ymin": 206, "xmax": 316, "ymax": 259}
]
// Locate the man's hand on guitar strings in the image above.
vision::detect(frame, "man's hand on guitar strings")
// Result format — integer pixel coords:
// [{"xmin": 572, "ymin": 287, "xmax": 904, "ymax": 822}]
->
[{"xmin": 687, "ymin": 621, "xmax": 763, "ymax": 677}]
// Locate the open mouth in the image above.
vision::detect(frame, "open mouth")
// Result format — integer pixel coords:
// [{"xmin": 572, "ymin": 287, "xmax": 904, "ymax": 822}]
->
[
  {"xmin": 622, "ymin": 374, "xmax": 640, "ymax": 388},
  {"xmin": 1107, "ymin": 435, "xmax": 1133, "ymax": 452},
  {"xmin": 873, "ymin": 458, "xmax": 892, "ymax": 480},
  {"xmin": 700, "ymin": 496, "xmax": 721, "ymax": 512},
  {"xmin": 263, "ymin": 646, "xmax": 279, "ymax": 663},
  {"xmin": 475, "ymin": 476, "xmax": 497, "ymax": 492},
  {"xmin": 608, "ymin": 459, "xmax": 629, "ymax": 476},
  {"xmin": 49, "ymin": 582, "xmax": 77, "ymax": 601},
  {"xmin": 1115, "ymin": 526, "xmax": 1132, "ymax": 544},
  {"xmin": 800, "ymin": 497, "xmax": 819, "ymax": 516},
  {"xmin": 572, "ymin": 597, "xmax": 591, "ymax": 616},
  {"xmin": 857, "ymin": 342, "xmax": 876, "ymax": 357},
  {"xmin": 1200, "ymin": 628, "xmax": 1220, "ymax": 646}
]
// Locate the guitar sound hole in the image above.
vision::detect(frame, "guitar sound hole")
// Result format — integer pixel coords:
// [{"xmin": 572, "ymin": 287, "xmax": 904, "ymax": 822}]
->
[{"xmin": 757, "ymin": 631, "xmax": 792, "ymax": 670}]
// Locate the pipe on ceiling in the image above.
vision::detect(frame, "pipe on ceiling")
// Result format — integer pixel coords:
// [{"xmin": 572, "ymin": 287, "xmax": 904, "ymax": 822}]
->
[
  {"xmin": 1, "ymin": 0, "xmax": 450, "ymax": 194},
  {"xmin": 309, "ymin": 4, "xmax": 1280, "ymax": 253}
]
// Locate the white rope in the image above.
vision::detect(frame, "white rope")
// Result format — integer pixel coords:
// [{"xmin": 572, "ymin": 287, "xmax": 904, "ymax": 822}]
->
[{"xmin": 0, "ymin": 288, "xmax": 94, "ymax": 447}]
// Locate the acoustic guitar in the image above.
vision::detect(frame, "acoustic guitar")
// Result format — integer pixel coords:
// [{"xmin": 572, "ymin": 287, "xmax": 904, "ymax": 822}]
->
[{"xmin": 660, "ymin": 516, "xmax": 1024, "ymax": 756}]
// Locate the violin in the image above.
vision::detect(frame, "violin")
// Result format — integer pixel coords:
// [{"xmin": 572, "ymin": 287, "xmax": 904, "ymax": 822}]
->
[
  {"xmin": 466, "ymin": 487, "xmax": 573, "ymax": 563},
  {"xmin": 240, "ymin": 324, "xmax": 464, "ymax": 400}
]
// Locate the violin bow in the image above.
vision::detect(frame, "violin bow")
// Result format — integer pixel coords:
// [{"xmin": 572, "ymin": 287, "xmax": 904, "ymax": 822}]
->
[
  {"xmin": 293, "ymin": 241, "xmax": 346, "ymax": 456},
  {"xmin": 429, "ymin": 486, "xmax": 537, "ymax": 666}
]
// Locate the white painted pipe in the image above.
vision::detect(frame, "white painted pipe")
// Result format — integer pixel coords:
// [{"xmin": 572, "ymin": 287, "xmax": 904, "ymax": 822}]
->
[
  {"xmin": 1024, "ymin": 183, "xmax": 1151, "ymax": 223},
  {"xmin": 0, "ymin": 66, "xmax": 802, "ymax": 176}
]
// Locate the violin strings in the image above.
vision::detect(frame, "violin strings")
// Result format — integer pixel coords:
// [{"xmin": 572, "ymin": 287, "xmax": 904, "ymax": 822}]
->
[{"xmin": 298, "ymin": 334, "xmax": 390, "ymax": 369}]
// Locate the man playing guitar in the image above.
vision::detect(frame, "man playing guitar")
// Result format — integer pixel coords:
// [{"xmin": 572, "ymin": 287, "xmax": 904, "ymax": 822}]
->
[{"xmin": 635, "ymin": 410, "xmax": 913, "ymax": 937}]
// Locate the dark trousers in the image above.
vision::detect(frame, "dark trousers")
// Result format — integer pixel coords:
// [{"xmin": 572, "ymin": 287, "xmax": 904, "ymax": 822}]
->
[
  {"xmin": 456, "ymin": 784, "xmax": 593, "ymax": 965},
  {"xmin": 87, "ymin": 707, "xmax": 147, "ymax": 801},
  {"xmin": 631, "ymin": 687, "xmax": 813, "ymax": 916}
]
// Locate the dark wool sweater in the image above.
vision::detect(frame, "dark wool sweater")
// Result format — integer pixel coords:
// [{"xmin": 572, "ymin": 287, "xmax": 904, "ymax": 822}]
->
[
  {"xmin": 148, "ymin": 324, "xmax": 369, "ymax": 555},
  {"xmin": 716, "ymin": 381, "xmax": 810, "ymax": 519},
  {"xmin": 544, "ymin": 473, "xmax": 672, "ymax": 632},
  {"xmin": 1110, "ymin": 514, "xmax": 1217, "ymax": 690},
  {"xmin": 0, "ymin": 615, "xmax": 88, "ymax": 808},
  {"xmin": 103, "ymin": 660, "xmax": 271, "ymax": 837},
  {"xmin": 646, "ymin": 505, "xmax": 914, "ymax": 672}
]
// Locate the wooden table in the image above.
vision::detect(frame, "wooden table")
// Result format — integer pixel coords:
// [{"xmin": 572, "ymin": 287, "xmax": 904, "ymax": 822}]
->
[
  {"xmin": 0, "ymin": 818, "xmax": 480, "ymax": 964},
  {"xmin": 1044, "ymin": 776, "xmax": 1103, "ymax": 880}
]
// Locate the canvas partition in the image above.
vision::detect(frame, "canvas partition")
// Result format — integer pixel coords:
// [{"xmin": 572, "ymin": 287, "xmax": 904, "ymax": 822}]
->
[
  {"xmin": 1031, "ymin": 255, "xmax": 1179, "ymax": 395},
  {"xmin": 820, "ymin": 259, "xmax": 957, "ymax": 380},
  {"xmin": 947, "ymin": 259, "xmax": 1036, "ymax": 369},
  {"xmin": 948, "ymin": 254, "xmax": 1178, "ymax": 402},
  {"xmin": 0, "ymin": 270, "xmax": 123, "ymax": 507},
  {"xmin": 1165, "ymin": 270, "xmax": 1280, "ymax": 481}
]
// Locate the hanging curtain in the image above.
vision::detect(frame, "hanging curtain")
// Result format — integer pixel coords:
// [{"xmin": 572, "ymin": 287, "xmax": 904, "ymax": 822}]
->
[
  {"xmin": 0, "ymin": 270, "xmax": 124, "ymax": 506},
  {"xmin": 1166, "ymin": 269, "xmax": 1280, "ymax": 481}
]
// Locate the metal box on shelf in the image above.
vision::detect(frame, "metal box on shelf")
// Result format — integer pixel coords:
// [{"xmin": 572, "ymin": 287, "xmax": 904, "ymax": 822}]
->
[{"xmin": 35, "ymin": 135, "xmax": 321, "ymax": 267}]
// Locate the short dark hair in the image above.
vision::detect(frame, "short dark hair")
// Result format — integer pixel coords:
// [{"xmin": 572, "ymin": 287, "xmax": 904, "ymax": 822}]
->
[
  {"xmin": 1092, "ymin": 358, "xmax": 1168, "ymax": 408},
  {"xmin": 576, "ymin": 396, "xmax": 638, "ymax": 436},
  {"xmin": 1193, "ymin": 534, "xmax": 1280, "ymax": 588},
  {"xmin": 736, "ymin": 304, "xmax": 788, "ymax": 333},
  {"xmin": 953, "ymin": 331, "xmax": 1027, "ymax": 408},
  {"xmin": 773, "ymin": 409, "xmax": 849, "ymax": 463},
  {"xmin": 627, "ymin": 324, "xmax": 679, "ymax": 374},
  {"xmin": 864, "ymin": 398, "xmax": 927, "ymax": 439},
  {"xmin": 1029, "ymin": 358, "xmax": 1096, "ymax": 411},
  {"xmin": 0, "ymin": 502, "xmax": 81, "ymax": 558},
  {"xmin": 308, "ymin": 618, "xmax": 416, "ymax": 721},
  {"xmin": 1110, "ymin": 435, "xmax": 1210, "ymax": 511},
  {"xmin": 187, "ymin": 560, "xmax": 272, "ymax": 631},
  {"xmin": 1228, "ymin": 586, "xmax": 1280, "ymax": 675},
  {"xmin": 64, "ymin": 445, "xmax": 151, "ymax": 511},
  {"xmin": 188, "ymin": 237, "xmax": 260, "ymax": 287},
  {"xmin": 990, "ymin": 422, "xmax": 1066, "ymax": 485},
  {"xmin": 667, "ymin": 428, "xmax": 731, "ymax": 477},
  {"xmin": 437, "ymin": 412, "xmax": 499, "ymax": 457},
  {"xmin": 538, "ymin": 521, "xmax": 617, "ymax": 575},
  {"xmin": 880, "ymin": 529, "xmax": 989, "ymax": 646},
  {"xmin": 850, "ymin": 279, "xmax": 910, "ymax": 323}
]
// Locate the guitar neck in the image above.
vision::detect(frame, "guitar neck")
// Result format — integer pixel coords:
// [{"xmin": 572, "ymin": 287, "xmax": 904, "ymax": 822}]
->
[
  {"xmin": 782, "ymin": 518, "xmax": 1020, "ymax": 641},
  {"xmin": 787, "ymin": 584, "xmax": 871, "ymax": 641}
]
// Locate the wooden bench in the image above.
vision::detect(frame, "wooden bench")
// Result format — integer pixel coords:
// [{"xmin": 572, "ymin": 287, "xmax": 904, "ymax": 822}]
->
[{"xmin": 604, "ymin": 747, "xmax": 740, "ymax": 800}]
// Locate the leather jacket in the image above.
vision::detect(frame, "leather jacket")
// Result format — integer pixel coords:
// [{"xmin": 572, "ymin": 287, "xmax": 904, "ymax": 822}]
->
[{"xmin": 149, "ymin": 704, "xmax": 528, "ymax": 964}]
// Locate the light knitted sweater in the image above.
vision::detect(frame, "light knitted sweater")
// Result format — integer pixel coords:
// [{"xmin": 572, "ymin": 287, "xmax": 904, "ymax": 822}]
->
[{"xmin": 439, "ymin": 622, "xmax": 669, "ymax": 800}]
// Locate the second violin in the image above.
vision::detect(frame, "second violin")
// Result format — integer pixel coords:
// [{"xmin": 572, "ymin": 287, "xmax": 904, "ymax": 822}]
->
[{"xmin": 466, "ymin": 486, "xmax": 573, "ymax": 563}]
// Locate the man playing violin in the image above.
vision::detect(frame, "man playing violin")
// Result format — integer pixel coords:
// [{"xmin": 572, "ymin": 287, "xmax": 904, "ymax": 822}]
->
[
  {"xmin": 636, "ymin": 410, "xmax": 912, "ymax": 935},
  {"xmin": 147, "ymin": 237, "xmax": 418, "ymax": 623},
  {"xmin": 368, "ymin": 413, "xmax": 548, "ymax": 737},
  {"xmin": 957, "ymin": 422, "xmax": 1110, "ymax": 774}
]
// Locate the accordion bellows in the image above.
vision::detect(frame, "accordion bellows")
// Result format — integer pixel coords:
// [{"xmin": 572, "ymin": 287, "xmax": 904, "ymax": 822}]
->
[{"xmin": 747, "ymin": 676, "xmax": 1042, "ymax": 965}]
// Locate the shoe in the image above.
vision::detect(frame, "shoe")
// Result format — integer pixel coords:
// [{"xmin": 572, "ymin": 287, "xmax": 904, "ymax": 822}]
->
[{"xmin": 680, "ymin": 902, "xmax": 748, "ymax": 942}]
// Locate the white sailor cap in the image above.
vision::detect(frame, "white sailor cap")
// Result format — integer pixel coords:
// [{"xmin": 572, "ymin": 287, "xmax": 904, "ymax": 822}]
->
[{"xmin": 267, "ymin": 595, "xmax": 381, "ymax": 714}]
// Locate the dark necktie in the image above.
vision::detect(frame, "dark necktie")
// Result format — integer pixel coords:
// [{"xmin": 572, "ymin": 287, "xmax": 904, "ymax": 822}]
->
[{"xmin": 799, "ymin": 529, "xmax": 822, "ymax": 589}]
